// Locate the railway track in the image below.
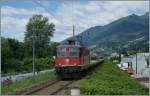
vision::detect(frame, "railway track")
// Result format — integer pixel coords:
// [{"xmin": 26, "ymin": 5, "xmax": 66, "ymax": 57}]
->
[
  {"xmin": 29, "ymin": 80, "xmax": 78, "ymax": 95},
  {"xmin": 11, "ymin": 61, "xmax": 102, "ymax": 95},
  {"xmin": 12, "ymin": 77, "xmax": 79, "ymax": 95},
  {"xmin": 11, "ymin": 77, "xmax": 59, "ymax": 95}
]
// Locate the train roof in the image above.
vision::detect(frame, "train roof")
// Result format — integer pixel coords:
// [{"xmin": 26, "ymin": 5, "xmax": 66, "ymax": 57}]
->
[
  {"xmin": 59, "ymin": 38, "xmax": 88, "ymax": 48},
  {"xmin": 57, "ymin": 44, "xmax": 82, "ymax": 48}
]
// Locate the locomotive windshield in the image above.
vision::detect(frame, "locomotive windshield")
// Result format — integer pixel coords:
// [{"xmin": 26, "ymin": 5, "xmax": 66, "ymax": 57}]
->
[
  {"xmin": 69, "ymin": 48, "xmax": 79, "ymax": 56},
  {"xmin": 57, "ymin": 48, "xmax": 66, "ymax": 56}
]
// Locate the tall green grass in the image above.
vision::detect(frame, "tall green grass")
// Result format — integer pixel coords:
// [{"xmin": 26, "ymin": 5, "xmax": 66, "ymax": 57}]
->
[
  {"xmin": 1, "ymin": 72, "xmax": 56, "ymax": 95},
  {"xmin": 80, "ymin": 60, "xmax": 149, "ymax": 95}
]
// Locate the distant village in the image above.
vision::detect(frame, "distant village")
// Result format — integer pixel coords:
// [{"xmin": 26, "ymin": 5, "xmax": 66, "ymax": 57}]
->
[
  {"xmin": 92, "ymin": 48, "xmax": 149, "ymax": 78},
  {"xmin": 90, "ymin": 46, "xmax": 149, "ymax": 88}
]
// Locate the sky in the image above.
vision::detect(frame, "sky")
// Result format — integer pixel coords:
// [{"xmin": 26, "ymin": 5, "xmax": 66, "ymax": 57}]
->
[{"xmin": 1, "ymin": 0, "xmax": 149, "ymax": 42}]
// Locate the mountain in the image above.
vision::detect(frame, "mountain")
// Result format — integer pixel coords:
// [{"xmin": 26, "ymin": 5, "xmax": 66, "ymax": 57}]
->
[{"xmin": 62, "ymin": 12, "xmax": 149, "ymax": 56}]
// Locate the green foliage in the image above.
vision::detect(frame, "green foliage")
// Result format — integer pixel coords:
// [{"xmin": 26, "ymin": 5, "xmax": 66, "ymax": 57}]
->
[
  {"xmin": 80, "ymin": 60, "xmax": 149, "ymax": 95},
  {"xmin": 22, "ymin": 57, "xmax": 54, "ymax": 72},
  {"xmin": 24, "ymin": 14, "xmax": 55, "ymax": 57},
  {"xmin": 66, "ymin": 13, "xmax": 149, "ymax": 53},
  {"xmin": 1, "ymin": 37, "xmax": 25, "ymax": 60},
  {"xmin": 22, "ymin": 58, "xmax": 33, "ymax": 72},
  {"xmin": 1, "ymin": 37, "xmax": 56, "ymax": 74},
  {"xmin": 2, "ymin": 14, "xmax": 57, "ymax": 74},
  {"xmin": 35, "ymin": 57, "xmax": 54, "ymax": 72},
  {"xmin": 1, "ymin": 37, "xmax": 25, "ymax": 73},
  {"xmin": 50, "ymin": 42, "xmax": 60, "ymax": 56},
  {"xmin": 1, "ymin": 72, "xmax": 56, "ymax": 95}
]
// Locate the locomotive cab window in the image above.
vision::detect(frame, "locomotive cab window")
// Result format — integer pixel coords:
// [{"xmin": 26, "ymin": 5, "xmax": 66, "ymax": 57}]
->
[
  {"xmin": 69, "ymin": 48, "xmax": 79, "ymax": 56},
  {"xmin": 57, "ymin": 48, "xmax": 66, "ymax": 56}
]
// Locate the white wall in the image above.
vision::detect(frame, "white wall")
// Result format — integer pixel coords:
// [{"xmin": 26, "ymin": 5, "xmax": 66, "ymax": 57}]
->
[{"xmin": 131, "ymin": 53, "xmax": 149, "ymax": 77}]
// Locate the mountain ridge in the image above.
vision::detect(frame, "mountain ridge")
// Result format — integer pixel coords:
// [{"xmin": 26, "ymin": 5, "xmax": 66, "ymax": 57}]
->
[{"xmin": 62, "ymin": 12, "xmax": 149, "ymax": 55}]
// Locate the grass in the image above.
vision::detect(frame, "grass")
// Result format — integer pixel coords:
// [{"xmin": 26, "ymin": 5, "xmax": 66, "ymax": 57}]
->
[
  {"xmin": 80, "ymin": 60, "xmax": 149, "ymax": 95},
  {"xmin": 1, "ymin": 72, "xmax": 56, "ymax": 95}
]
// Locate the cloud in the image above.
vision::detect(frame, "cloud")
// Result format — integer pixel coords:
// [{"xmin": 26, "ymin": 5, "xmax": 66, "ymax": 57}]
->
[
  {"xmin": 1, "ymin": 1, "xmax": 149, "ymax": 42},
  {"xmin": 51, "ymin": 1, "xmax": 149, "ymax": 42},
  {"xmin": 2, "ymin": 6, "xmax": 54, "ymax": 18},
  {"xmin": 1, "ymin": 6, "xmax": 60, "ymax": 42},
  {"xmin": 58, "ymin": 1, "xmax": 148, "ymax": 26},
  {"xmin": 36, "ymin": 0, "xmax": 50, "ymax": 7},
  {"xmin": 1, "ymin": 16, "xmax": 28, "ymax": 41},
  {"xmin": 54, "ymin": 1, "xmax": 149, "ymax": 32}
]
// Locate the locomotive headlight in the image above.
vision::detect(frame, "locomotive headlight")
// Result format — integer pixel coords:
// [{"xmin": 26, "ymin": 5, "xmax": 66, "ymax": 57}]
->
[{"xmin": 65, "ymin": 58, "xmax": 69, "ymax": 63}]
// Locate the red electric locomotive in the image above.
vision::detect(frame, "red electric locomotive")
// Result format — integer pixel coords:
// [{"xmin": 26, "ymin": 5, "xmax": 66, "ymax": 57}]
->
[{"xmin": 55, "ymin": 39, "xmax": 91, "ymax": 78}]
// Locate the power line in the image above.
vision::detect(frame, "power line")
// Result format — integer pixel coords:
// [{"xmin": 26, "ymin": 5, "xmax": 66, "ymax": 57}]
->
[
  {"xmin": 33, "ymin": 0, "xmax": 70, "ymax": 38},
  {"xmin": 2, "ymin": 0, "xmax": 76, "ymax": 36},
  {"xmin": 33, "ymin": 1, "xmax": 59, "ymax": 21},
  {"xmin": 2, "ymin": 0, "xmax": 76, "ymax": 43}
]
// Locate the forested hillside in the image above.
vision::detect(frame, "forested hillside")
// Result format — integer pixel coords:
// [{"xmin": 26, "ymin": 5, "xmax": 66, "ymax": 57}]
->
[{"xmin": 62, "ymin": 12, "xmax": 149, "ymax": 55}]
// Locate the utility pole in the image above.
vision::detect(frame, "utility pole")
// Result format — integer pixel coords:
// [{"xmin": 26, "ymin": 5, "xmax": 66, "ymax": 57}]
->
[
  {"xmin": 32, "ymin": 7, "xmax": 37, "ymax": 76},
  {"xmin": 118, "ymin": 46, "xmax": 121, "ymax": 63},
  {"xmin": 73, "ymin": 25, "xmax": 75, "ymax": 39},
  {"xmin": 119, "ymin": 47, "xmax": 121, "ymax": 63},
  {"xmin": 32, "ymin": 29, "xmax": 35, "ymax": 76},
  {"xmin": 0, "ymin": 7, "xmax": 1, "ymax": 79},
  {"xmin": 73, "ymin": 25, "xmax": 75, "ymax": 45},
  {"xmin": 135, "ymin": 52, "xmax": 137, "ymax": 74},
  {"xmin": 135, "ymin": 43, "xmax": 137, "ymax": 74}
]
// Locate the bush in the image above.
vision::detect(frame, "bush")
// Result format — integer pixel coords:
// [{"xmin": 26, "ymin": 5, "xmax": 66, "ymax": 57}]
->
[
  {"xmin": 3, "ymin": 58, "xmax": 23, "ymax": 74},
  {"xmin": 22, "ymin": 57, "xmax": 54, "ymax": 73},
  {"xmin": 80, "ymin": 60, "xmax": 149, "ymax": 95},
  {"xmin": 22, "ymin": 57, "xmax": 33, "ymax": 72},
  {"xmin": 35, "ymin": 57, "xmax": 54, "ymax": 72},
  {"xmin": 2, "ymin": 56, "xmax": 54, "ymax": 74}
]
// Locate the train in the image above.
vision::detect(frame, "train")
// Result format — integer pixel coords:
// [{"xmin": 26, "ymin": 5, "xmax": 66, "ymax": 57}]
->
[{"xmin": 55, "ymin": 39, "xmax": 99, "ymax": 79}]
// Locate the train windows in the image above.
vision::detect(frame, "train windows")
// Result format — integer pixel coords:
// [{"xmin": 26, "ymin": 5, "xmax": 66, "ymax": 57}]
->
[
  {"xmin": 69, "ymin": 48, "xmax": 79, "ymax": 56},
  {"xmin": 57, "ymin": 48, "xmax": 66, "ymax": 56}
]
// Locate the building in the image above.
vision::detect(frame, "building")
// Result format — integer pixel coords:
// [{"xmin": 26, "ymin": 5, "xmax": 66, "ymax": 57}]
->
[
  {"xmin": 120, "ymin": 53, "xmax": 149, "ymax": 77},
  {"xmin": 131, "ymin": 53, "xmax": 149, "ymax": 77}
]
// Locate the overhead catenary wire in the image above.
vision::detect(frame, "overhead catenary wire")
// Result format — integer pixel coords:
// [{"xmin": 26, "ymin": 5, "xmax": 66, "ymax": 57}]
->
[
  {"xmin": 2, "ymin": 0, "xmax": 77, "ymax": 44},
  {"xmin": 1, "ymin": 0, "xmax": 75, "ymax": 36},
  {"xmin": 1, "ymin": 0, "xmax": 88, "ymax": 48},
  {"xmin": 33, "ymin": 1, "xmax": 58, "ymax": 20},
  {"xmin": 72, "ymin": 0, "xmax": 75, "ymax": 41},
  {"xmin": 31, "ymin": 0, "xmax": 63, "ymax": 75},
  {"xmin": 33, "ymin": 1, "xmax": 73, "ymax": 37}
]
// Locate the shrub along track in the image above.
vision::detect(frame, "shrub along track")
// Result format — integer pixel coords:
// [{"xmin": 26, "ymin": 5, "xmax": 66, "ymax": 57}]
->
[{"xmin": 80, "ymin": 60, "xmax": 149, "ymax": 95}]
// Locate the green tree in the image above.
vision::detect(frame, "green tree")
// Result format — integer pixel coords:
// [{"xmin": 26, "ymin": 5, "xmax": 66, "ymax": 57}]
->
[
  {"xmin": 24, "ymin": 14, "xmax": 55, "ymax": 57},
  {"xmin": 50, "ymin": 42, "xmax": 59, "ymax": 56},
  {"xmin": 1, "ymin": 37, "xmax": 25, "ymax": 73}
]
